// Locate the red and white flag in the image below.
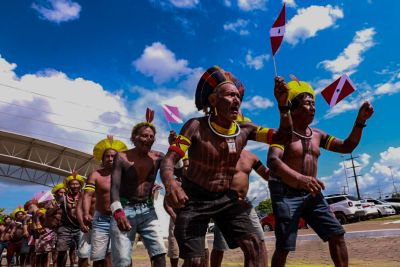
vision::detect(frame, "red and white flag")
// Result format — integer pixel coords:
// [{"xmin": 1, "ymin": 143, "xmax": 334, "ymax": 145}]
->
[
  {"xmin": 270, "ymin": 3, "xmax": 286, "ymax": 56},
  {"xmin": 321, "ymin": 74, "xmax": 356, "ymax": 107},
  {"xmin": 162, "ymin": 105, "xmax": 183, "ymax": 123}
]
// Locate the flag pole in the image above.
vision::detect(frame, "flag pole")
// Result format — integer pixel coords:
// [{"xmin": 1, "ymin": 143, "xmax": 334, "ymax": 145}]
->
[{"xmin": 272, "ymin": 55, "xmax": 278, "ymax": 77}]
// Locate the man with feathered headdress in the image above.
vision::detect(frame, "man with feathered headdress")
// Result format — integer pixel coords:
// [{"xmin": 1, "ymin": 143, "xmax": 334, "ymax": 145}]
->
[
  {"xmin": 161, "ymin": 66, "xmax": 292, "ymax": 267},
  {"xmin": 267, "ymin": 77, "xmax": 373, "ymax": 267},
  {"xmin": 80, "ymin": 135, "xmax": 127, "ymax": 267},
  {"xmin": 55, "ymin": 171, "xmax": 85, "ymax": 267},
  {"xmin": 6, "ymin": 206, "xmax": 27, "ymax": 266},
  {"xmin": 110, "ymin": 108, "xmax": 167, "ymax": 267}
]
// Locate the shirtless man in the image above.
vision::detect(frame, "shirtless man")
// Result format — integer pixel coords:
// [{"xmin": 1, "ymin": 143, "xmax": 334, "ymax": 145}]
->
[
  {"xmin": 161, "ymin": 66, "xmax": 291, "ymax": 267},
  {"xmin": 267, "ymin": 80, "xmax": 374, "ymax": 267},
  {"xmin": 110, "ymin": 109, "xmax": 166, "ymax": 267},
  {"xmin": 211, "ymin": 149, "xmax": 269, "ymax": 267},
  {"xmin": 50, "ymin": 183, "xmax": 67, "ymax": 267},
  {"xmin": 56, "ymin": 173, "xmax": 85, "ymax": 267},
  {"xmin": 7, "ymin": 208, "xmax": 27, "ymax": 267},
  {"xmin": 81, "ymin": 136, "xmax": 127, "ymax": 267}
]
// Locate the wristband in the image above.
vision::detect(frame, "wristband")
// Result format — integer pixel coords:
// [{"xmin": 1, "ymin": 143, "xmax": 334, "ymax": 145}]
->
[
  {"xmin": 110, "ymin": 201, "xmax": 123, "ymax": 214},
  {"xmin": 113, "ymin": 209, "xmax": 126, "ymax": 221},
  {"xmin": 355, "ymin": 122, "xmax": 366, "ymax": 128},
  {"xmin": 278, "ymin": 102, "xmax": 292, "ymax": 113}
]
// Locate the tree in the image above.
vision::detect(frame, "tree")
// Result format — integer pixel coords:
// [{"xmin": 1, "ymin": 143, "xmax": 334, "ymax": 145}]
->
[{"xmin": 256, "ymin": 199, "xmax": 273, "ymax": 216}]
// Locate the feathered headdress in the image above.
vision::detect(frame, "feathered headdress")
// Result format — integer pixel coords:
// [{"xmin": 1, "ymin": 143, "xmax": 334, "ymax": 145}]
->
[
  {"xmin": 287, "ymin": 74, "xmax": 315, "ymax": 102},
  {"xmin": 63, "ymin": 170, "xmax": 85, "ymax": 188},
  {"xmin": 93, "ymin": 135, "xmax": 128, "ymax": 162},
  {"xmin": 11, "ymin": 205, "xmax": 26, "ymax": 218},
  {"xmin": 52, "ymin": 183, "xmax": 66, "ymax": 194},
  {"xmin": 131, "ymin": 108, "xmax": 156, "ymax": 137}
]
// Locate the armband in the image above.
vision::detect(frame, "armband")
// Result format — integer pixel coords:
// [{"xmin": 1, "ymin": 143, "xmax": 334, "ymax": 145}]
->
[
  {"xmin": 278, "ymin": 103, "xmax": 291, "ymax": 113},
  {"xmin": 252, "ymin": 160, "xmax": 263, "ymax": 171},
  {"xmin": 83, "ymin": 183, "xmax": 96, "ymax": 191},
  {"xmin": 320, "ymin": 135, "xmax": 335, "ymax": 150},
  {"xmin": 255, "ymin": 127, "xmax": 274, "ymax": 145},
  {"xmin": 168, "ymin": 135, "xmax": 192, "ymax": 158},
  {"xmin": 113, "ymin": 209, "xmax": 126, "ymax": 221},
  {"xmin": 110, "ymin": 201, "xmax": 123, "ymax": 214},
  {"xmin": 270, "ymin": 144, "xmax": 285, "ymax": 151}
]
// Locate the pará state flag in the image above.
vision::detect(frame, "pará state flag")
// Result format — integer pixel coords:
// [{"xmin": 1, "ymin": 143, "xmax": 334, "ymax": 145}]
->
[
  {"xmin": 162, "ymin": 105, "xmax": 183, "ymax": 123},
  {"xmin": 270, "ymin": 3, "xmax": 286, "ymax": 56},
  {"xmin": 321, "ymin": 74, "xmax": 356, "ymax": 107}
]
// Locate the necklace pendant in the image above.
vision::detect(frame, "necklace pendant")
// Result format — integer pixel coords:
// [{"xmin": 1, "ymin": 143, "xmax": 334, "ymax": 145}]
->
[{"xmin": 226, "ymin": 138, "xmax": 236, "ymax": 153}]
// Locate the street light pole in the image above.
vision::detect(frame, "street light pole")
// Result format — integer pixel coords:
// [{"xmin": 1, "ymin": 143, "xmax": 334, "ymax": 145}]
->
[{"xmin": 389, "ymin": 166, "xmax": 398, "ymax": 194}]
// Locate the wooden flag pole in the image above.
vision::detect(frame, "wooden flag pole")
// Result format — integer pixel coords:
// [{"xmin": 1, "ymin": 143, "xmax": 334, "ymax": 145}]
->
[{"xmin": 272, "ymin": 55, "xmax": 278, "ymax": 77}]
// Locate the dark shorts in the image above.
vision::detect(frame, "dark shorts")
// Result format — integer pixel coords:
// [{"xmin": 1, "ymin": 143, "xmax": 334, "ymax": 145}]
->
[
  {"xmin": 269, "ymin": 181, "xmax": 345, "ymax": 251},
  {"xmin": 174, "ymin": 180, "xmax": 256, "ymax": 259},
  {"xmin": 56, "ymin": 225, "xmax": 80, "ymax": 252}
]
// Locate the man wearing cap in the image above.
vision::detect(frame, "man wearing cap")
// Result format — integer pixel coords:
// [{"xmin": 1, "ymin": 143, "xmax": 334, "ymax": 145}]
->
[
  {"xmin": 267, "ymin": 79, "xmax": 374, "ymax": 267},
  {"xmin": 52, "ymin": 184, "xmax": 67, "ymax": 205},
  {"xmin": 110, "ymin": 108, "xmax": 167, "ymax": 267},
  {"xmin": 56, "ymin": 173, "xmax": 85, "ymax": 267},
  {"xmin": 81, "ymin": 136, "xmax": 127, "ymax": 267},
  {"xmin": 161, "ymin": 66, "xmax": 292, "ymax": 267}
]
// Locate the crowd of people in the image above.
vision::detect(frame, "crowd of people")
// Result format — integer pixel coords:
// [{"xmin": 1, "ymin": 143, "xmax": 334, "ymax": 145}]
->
[{"xmin": 0, "ymin": 66, "xmax": 373, "ymax": 267}]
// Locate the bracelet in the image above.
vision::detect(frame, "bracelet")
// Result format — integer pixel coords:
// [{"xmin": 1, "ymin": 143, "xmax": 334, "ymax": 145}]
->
[
  {"xmin": 355, "ymin": 122, "xmax": 366, "ymax": 128},
  {"xmin": 110, "ymin": 201, "xmax": 123, "ymax": 214},
  {"xmin": 278, "ymin": 102, "xmax": 291, "ymax": 113},
  {"xmin": 113, "ymin": 209, "xmax": 126, "ymax": 221}
]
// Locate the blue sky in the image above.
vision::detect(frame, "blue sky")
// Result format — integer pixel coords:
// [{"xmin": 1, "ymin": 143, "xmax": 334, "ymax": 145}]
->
[{"xmin": 0, "ymin": 0, "xmax": 400, "ymax": 214}]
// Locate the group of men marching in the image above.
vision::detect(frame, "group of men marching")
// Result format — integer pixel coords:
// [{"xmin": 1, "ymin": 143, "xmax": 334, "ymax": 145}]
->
[{"xmin": 1, "ymin": 66, "xmax": 373, "ymax": 267}]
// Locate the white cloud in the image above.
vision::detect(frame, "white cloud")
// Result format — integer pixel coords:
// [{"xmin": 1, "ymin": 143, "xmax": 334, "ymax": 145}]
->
[
  {"xmin": 371, "ymin": 147, "xmax": 400, "ymax": 177},
  {"xmin": 375, "ymin": 79, "xmax": 400, "ymax": 96},
  {"xmin": 223, "ymin": 19, "xmax": 250, "ymax": 36},
  {"xmin": 242, "ymin": 95, "xmax": 274, "ymax": 111},
  {"xmin": 238, "ymin": 0, "xmax": 266, "ymax": 11},
  {"xmin": 245, "ymin": 51, "xmax": 269, "ymax": 70},
  {"xmin": 286, "ymin": 5, "xmax": 344, "ymax": 45},
  {"xmin": 248, "ymin": 171, "xmax": 270, "ymax": 205},
  {"xmin": 31, "ymin": 0, "xmax": 81, "ymax": 23},
  {"xmin": 284, "ymin": 0, "xmax": 297, "ymax": 8},
  {"xmin": 133, "ymin": 42, "xmax": 191, "ymax": 84},
  {"xmin": 319, "ymin": 28, "xmax": 375, "ymax": 75},
  {"xmin": 169, "ymin": 0, "xmax": 199, "ymax": 8}
]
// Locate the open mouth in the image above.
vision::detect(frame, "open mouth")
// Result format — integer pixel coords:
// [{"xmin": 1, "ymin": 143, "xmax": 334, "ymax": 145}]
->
[{"xmin": 231, "ymin": 105, "xmax": 239, "ymax": 114}]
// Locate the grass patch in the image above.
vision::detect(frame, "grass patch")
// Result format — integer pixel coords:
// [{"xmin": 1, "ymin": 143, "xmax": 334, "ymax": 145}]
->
[{"xmin": 370, "ymin": 214, "xmax": 400, "ymax": 221}]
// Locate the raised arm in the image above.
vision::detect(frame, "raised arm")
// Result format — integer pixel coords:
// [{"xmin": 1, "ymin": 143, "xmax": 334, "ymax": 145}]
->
[
  {"xmin": 247, "ymin": 77, "xmax": 292, "ymax": 145},
  {"xmin": 267, "ymin": 145, "xmax": 325, "ymax": 194},
  {"xmin": 319, "ymin": 101, "xmax": 374, "ymax": 154}
]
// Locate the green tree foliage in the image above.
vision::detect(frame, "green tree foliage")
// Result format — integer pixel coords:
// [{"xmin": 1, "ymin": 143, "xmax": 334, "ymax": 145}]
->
[{"xmin": 256, "ymin": 199, "xmax": 273, "ymax": 216}]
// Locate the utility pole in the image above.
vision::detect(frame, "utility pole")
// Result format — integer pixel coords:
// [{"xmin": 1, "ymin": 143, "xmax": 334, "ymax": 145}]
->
[
  {"xmin": 389, "ymin": 166, "xmax": 398, "ymax": 195},
  {"xmin": 346, "ymin": 153, "xmax": 361, "ymax": 200},
  {"xmin": 341, "ymin": 155, "xmax": 350, "ymax": 195}
]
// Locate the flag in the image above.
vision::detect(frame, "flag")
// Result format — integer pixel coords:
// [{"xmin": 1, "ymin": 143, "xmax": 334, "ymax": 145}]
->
[
  {"xmin": 33, "ymin": 190, "xmax": 54, "ymax": 203},
  {"xmin": 270, "ymin": 3, "xmax": 286, "ymax": 56},
  {"xmin": 162, "ymin": 105, "xmax": 183, "ymax": 123},
  {"xmin": 321, "ymin": 74, "xmax": 356, "ymax": 107}
]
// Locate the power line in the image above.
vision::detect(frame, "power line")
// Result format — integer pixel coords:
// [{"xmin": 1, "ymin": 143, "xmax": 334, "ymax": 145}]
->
[
  {"xmin": 0, "ymin": 109, "xmax": 129, "ymax": 140},
  {"xmin": 0, "ymin": 126, "xmax": 100, "ymax": 147},
  {"xmin": 0, "ymin": 99, "xmax": 132, "ymax": 133},
  {"xmin": 0, "ymin": 81, "xmax": 144, "ymax": 122}
]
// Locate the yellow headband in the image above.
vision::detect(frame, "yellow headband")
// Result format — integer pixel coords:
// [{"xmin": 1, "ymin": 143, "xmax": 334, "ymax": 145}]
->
[
  {"xmin": 287, "ymin": 81, "xmax": 315, "ymax": 102},
  {"xmin": 93, "ymin": 136, "xmax": 128, "ymax": 162},
  {"xmin": 51, "ymin": 183, "xmax": 66, "ymax": 194}
]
